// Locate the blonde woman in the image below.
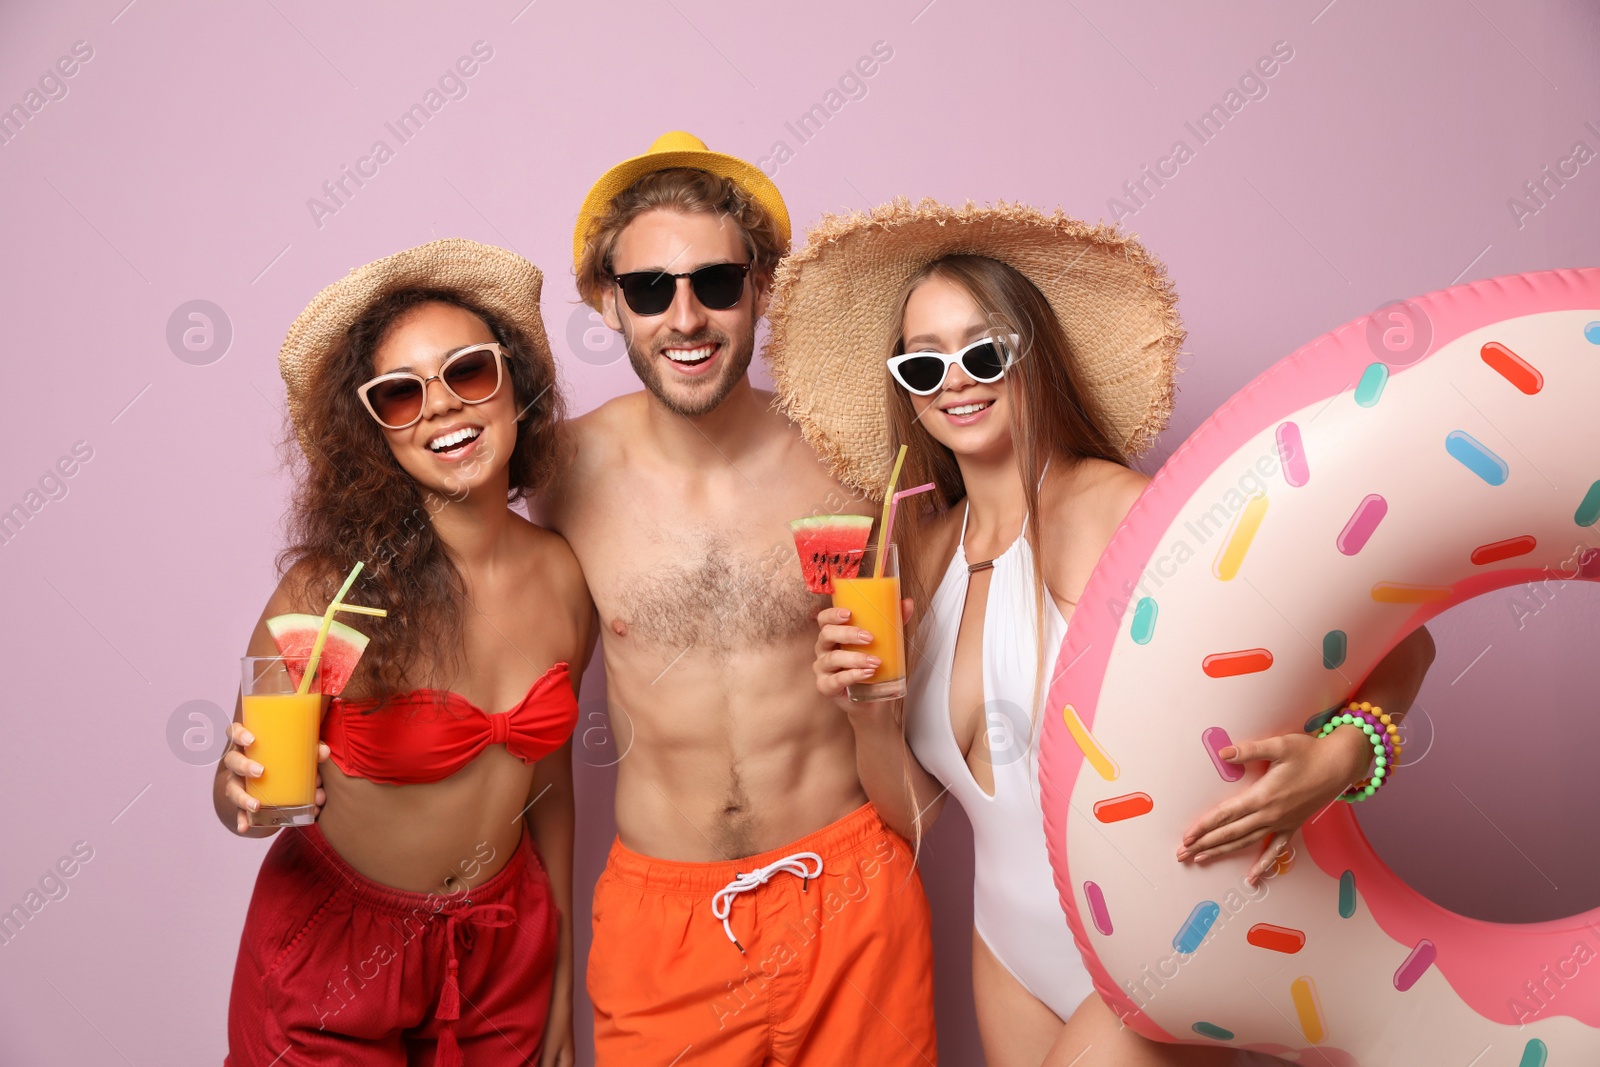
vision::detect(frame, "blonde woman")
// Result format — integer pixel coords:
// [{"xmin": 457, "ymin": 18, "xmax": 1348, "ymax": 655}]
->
[{"xmin": 769, "ymin": 201, "xmax": 1434, "ymax": 1066}]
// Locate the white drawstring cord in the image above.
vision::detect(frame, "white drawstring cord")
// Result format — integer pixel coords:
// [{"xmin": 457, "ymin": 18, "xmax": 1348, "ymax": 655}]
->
[{"xmin": 710, "ymin": 852, "xmax": 824, "ymax": 953}]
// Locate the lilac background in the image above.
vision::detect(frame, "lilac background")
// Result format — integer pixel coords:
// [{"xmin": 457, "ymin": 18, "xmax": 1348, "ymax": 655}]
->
[{"xmin": 2, "ymin": 1, "xmax": 1598, "ymax": 1063}]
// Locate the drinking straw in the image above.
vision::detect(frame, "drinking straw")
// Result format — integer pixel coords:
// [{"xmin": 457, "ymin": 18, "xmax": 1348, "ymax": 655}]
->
[
  {"xmin": 872, "ymin": 446, "xmax": 909, "ymax": 578},
  {"xmin": 886, "ymin": 482, "xmax": 936, "ymax": 548},
  {"xmin": 333, "ymin": 604, "xmax": 387, "ymax": 617},
  {"xmin": 296, "ymin": 561, "xmax": 369, "ymax": 696}
]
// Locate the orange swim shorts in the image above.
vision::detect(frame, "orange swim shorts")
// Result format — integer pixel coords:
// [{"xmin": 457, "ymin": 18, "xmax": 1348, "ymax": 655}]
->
[{"xmin": 587, "ymin": 803, "xmax": 937, "ymax": 1065}]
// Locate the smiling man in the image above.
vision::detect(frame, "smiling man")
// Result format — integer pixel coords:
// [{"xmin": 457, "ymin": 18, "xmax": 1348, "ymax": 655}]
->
[{"xmin": 542, "ymin": 133, "xmax": 937, "ymax": 1065}]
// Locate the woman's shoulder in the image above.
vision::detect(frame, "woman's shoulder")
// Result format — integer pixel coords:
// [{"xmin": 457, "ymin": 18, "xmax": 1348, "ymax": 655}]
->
[
  {"xmin": 265, "ymin": 557, "xmax": 334, "ymax": 617},
  {"xmin": 1049, "ymin": 457, "xmax": 1146, "ymax": 519},
  {"xmin": 1040, "ymin": 458, "xmax": 1149, "ymax": 558},
  {"xmin": 510, "ymin": 513, "xmax": 587, "ymax": 593}
]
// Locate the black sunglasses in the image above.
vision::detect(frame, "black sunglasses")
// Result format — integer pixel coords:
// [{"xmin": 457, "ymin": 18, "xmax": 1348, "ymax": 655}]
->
[{"xmin": 611, "ymin": 262, "xmax": 752, "ymax": 316}]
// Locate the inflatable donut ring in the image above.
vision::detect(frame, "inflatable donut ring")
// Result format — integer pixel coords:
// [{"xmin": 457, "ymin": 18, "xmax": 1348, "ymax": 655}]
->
[{"xmin": 1040, "ymin": 269, "xmax": 1600, "ymax": 1065}]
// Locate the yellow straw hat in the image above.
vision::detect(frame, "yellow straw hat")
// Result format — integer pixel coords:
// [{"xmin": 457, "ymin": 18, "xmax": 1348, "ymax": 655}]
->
[
  {"xmin": 572, "ymin": 130, "xmax": 792, "ymax": 277},
  {"xmin": 766, "ymin": 199, "xmax": 1185, "ymax": 498},
  {"xmin": 278, "ymin": 238, "xmax": 555, "ymax": 457}
]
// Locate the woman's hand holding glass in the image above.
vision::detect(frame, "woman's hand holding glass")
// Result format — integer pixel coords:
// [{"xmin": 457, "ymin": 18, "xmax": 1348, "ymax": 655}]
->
[
  {"xmin": 812, "ymin": 600, "xmax": 913, "ymax": 712},
  {"xmin": 220, "ymin": 723, "xmax": 331, "ymax": 836}
]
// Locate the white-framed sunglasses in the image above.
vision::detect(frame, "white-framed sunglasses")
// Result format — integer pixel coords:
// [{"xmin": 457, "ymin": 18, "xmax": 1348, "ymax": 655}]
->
[
  {"xmin": 886, "ymin": 334, "xmax": 1021, "ymax": 396},
  {"xmin": 356, "ymin": 342, "xmax": 507, "ymax": 430}
]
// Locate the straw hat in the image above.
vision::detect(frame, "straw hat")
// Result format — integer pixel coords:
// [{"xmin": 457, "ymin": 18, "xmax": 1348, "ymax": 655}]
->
[
  {"xmin": 765, "ymin": 199, "xmax": 1185, "ymax": 497},
  {"xmin": 278, "ymin": 238, "xmax": 555, "ymax": 456},
  {"xmin": 572, "ymin": 130, "xmax": 792, "ymax": 280}
]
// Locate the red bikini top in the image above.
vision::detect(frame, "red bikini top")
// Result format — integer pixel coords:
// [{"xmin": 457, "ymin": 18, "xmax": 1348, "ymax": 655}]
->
[{"xmin": 321, "ymin": 662, "xmax": 578, "ymax": 786}]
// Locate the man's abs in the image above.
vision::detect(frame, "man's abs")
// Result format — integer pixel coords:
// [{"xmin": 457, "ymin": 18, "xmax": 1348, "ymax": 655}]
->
[{"xmin": 601, "ymin": 634, "xmax": 867, "ymax": 861}]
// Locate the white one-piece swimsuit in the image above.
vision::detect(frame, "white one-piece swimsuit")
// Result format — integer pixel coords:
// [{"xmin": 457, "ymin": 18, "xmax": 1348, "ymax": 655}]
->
[{"xmin": 904, "ymin": 506, "xmax": 1095, "ymax": 1021}]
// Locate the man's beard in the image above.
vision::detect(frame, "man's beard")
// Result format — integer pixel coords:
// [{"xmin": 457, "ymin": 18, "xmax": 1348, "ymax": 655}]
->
[{"xmin": 626, "ymin": 328, "xmax": 754, "ymax": 418}]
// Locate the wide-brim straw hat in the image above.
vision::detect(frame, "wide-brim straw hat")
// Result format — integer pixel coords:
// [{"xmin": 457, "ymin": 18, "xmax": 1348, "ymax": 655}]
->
[
  {"xmin": 572, "ymin": 130, "xmax": 792, "ymax": 296},
  {"xmin": 766, "ymin": 199, "xmax": 1185, "ymax": 498},
  {"xmin": 278, "ymin": 237, "xmax": 555, "ymax": 457}
]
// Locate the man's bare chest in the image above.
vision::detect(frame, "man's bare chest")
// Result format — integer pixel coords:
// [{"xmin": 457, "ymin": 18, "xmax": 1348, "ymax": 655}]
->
[
  {"xmin": 610, "ymin": 526, "xmax": 817, "ymax": 650},
  {"xmin": 570, "ymin": 498, "xmax": 823, "ymax": 652}
]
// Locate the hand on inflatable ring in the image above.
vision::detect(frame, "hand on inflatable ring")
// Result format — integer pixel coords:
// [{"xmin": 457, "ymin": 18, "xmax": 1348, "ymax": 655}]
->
[
  {"xmin": 1177, "ymin": 624, "xmax": 1435, "ymax": 882},
  {"xmin": 1175, "ymin": 725, "xmax": 1368, "ymax": 881}
]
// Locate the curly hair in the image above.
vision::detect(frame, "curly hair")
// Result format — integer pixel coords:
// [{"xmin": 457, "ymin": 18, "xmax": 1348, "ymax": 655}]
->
[
  {"xmin": 574, "ymin": 168, "xmax": 788, "ymax": 308},
  {"xmin": 276, "ymin": 287, "xmax": 566, "ymax": 698}
]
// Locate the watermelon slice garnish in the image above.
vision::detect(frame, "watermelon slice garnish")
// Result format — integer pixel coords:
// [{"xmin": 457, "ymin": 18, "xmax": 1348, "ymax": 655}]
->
[
  {"xmin": 266, "ymin": 613, "xmax": 372, "ymax": 696},
  {"xmin": 789, "ymin": 515, "xmax": 874, "ymax": 594}
]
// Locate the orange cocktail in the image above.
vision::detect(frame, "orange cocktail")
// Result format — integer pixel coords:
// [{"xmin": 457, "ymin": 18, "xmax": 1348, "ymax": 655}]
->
[
  {"xmin": 831, "ymin": 543, "xmax": 907, "ymax": 701},
  {"xmin": 241, "ymin": 656, "xmax": 322, "ymax": 826}
]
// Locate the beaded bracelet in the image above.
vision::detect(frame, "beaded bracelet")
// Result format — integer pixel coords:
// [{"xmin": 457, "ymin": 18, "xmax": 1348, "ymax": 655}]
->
[
  {"xmin": 1315, "ymin": 701, "xmax": 1401, "ymax": 802},
  {"xmin": 1347, "ymin": 705, "xmax": 1397, "ymax": 764},
  {"xmin": 1335, "ymin": 702, "xmax": 1399, "ymax": 797},
  {"xmin": 1330, "ymin": 702, "xmax": 1401, "ymax": 798},
  {"xmin": 1317, "ymin": 709, "xmax": 1386, "ymax": 801}
]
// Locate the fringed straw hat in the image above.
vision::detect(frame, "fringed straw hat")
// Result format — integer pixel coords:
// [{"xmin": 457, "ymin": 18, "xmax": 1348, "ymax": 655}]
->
[
  {"xmin": 278, "ymin": 238, "xmax": 555, "ymax": 456},
  {"xmin": 765, "ymin": 199, "xmax": 1185, "ymax": 497}
]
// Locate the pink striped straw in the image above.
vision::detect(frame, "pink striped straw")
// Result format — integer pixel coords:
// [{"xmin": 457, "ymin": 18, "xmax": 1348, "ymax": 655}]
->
[{"xmin": 885, "ymin": 482, "xmax": 936, "ymax": 546}]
